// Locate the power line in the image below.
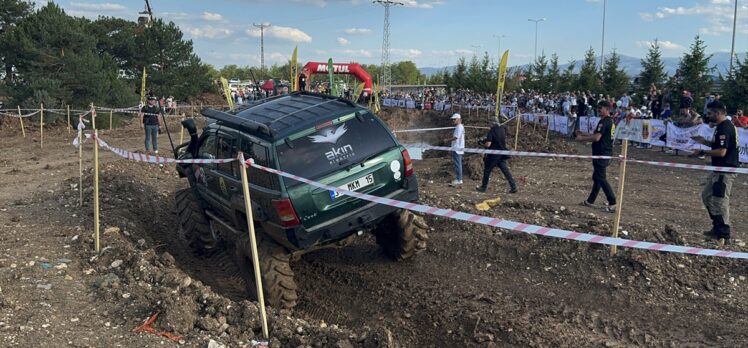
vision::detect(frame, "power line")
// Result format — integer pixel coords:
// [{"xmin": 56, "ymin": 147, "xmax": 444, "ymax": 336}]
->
[
  {"xmin": 373, "ymin": 1, "xmax": 403, "ymax": 91},
  {"xmin": 253, "ymin": 23, "xmax": 271, "ymax": 72}
]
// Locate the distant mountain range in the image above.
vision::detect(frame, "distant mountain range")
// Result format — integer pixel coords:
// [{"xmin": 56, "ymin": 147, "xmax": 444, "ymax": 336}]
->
[{"xmin": 419, "ymin": 52, "xmax": 745, "ymax": 78}]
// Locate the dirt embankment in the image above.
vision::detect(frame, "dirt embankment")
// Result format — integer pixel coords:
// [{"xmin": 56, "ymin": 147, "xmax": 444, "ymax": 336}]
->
[{"xmin": 1, "ymin": 109, "xmax": 748, "ymax": 347}]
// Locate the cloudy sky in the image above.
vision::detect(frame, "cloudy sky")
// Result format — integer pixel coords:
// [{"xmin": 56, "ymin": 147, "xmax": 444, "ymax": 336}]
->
[{"xmin": 51, "ymin": 0, "xmax": 748, "ymax": 68}]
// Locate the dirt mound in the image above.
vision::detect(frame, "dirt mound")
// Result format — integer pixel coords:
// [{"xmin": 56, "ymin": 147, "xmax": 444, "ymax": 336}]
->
[{"xmin": 62, "ymin": 164, "xmax": 394, "ymax": 347}]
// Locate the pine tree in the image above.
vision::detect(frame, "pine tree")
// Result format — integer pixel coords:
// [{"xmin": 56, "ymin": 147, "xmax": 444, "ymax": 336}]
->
[
  {"xmin": 451, "ymin": 57, "xmax": 468, "ymax": 89},
  {"xmin": 601, "ymin": 50, "xmax": 629, "ymax": 98},
  {"xmin": 722, "ymin": 55, "xmax": 748, "ymax": 112},
  {"xmin": 559, "ymin": 60, "xmax": 576, "ymax": 93},
  {"xmin": 576, "ymin": 47, "xmax": 600, "ymax": 92},
  {"xmin": 674, "ymin": 35, "xmax": 714, "ymax": 111},
  {"xmin": 547, "ymin": 53, "xmax": 561, "ymax": 93},
  {"xmin": 0, "ymin": 0, "xmax": 34, "ymax": 82},
  {"xmin": 529, "ymin": 53, "xmax": 548, "ymax": 93},
  {"xmin": 638, "ymin": 39, "xmax": 667, "ymax": 95}
]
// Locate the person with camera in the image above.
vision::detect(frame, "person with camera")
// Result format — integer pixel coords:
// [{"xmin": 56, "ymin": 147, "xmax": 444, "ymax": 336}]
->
[
  {"xmin": 139, "ymin": 96, "xmax": 162, "ymax": 155},
  {"xmin": 476, "ymin": 119, "xmax": 517, "ymax": 193}
]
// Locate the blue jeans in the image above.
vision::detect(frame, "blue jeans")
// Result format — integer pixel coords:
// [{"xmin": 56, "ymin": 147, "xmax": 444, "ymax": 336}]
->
[
  {"xmin": 144, "ymin": 125, "xmax": 159, "ymax": 152},
  {"xmin": 452, "ymin": 151, "xmax": 463, "ymax": 181}
]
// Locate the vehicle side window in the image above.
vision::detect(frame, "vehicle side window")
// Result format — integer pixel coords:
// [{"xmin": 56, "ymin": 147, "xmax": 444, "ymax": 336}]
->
[
  {"xmin": 198, "ymin": 133, "xmax": 217, "ymax": 169},
  {"xmin": 241, "ymin": 140, "xmax": 277, "ymax": 189},
  {"xmin": 217, "ymin": 136, "xmax": 239, "ymax": 177}
]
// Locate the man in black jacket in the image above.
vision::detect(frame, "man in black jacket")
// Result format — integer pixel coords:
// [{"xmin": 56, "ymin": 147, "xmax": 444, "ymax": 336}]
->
[{"xmin": 476, "ymin": 120, "xmax": 517, "ymax": 193}]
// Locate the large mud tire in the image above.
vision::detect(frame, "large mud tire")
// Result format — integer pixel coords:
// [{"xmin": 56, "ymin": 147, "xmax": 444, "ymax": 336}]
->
[
  {"xmin": 235, "ymin": 232, "xmax": 298, "ymax": 309},
  {"xmin": 374, "ymin": 209, "xmax": 429, "ymax": 261},
  {"xmin": 175, "ymin": 188, "xmax": 215, "ymax": 253}
]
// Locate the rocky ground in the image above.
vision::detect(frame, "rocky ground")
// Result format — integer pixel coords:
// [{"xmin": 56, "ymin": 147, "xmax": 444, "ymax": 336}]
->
[{"xmin": 1, "ymin": 108, "xmax": 747, "ymax": 347}]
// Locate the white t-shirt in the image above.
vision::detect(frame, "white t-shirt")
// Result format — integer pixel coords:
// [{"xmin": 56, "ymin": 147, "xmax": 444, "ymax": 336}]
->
[{"xmin": 452, "ymin": 124, "xmax": 465, "ymax": 155}]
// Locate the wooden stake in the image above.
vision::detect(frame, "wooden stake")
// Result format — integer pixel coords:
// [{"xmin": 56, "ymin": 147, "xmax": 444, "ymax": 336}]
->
[
  {"xmin": 92, "ymin": 104, "xmax": 101, "ymax": 253},
  {"xmin": 545, "ymin": 115, "xmax": 551, "ymax": 143},
  {"xmin": 611, "ymin": 139, "xmax": 629, "ymax": 256},
  {"xmin": 67, "ymin": 105, "xmax": 71, "ymax": 134},
  {"xmin": 179, "ymin": 114, "xmax": 185, "ymax": 144},
  {"xmin": 17, "ymin": 106, "xmax": 26, "ymax": 138},
  {"xmin": 513, "ymin": 111, "xmax": 521, "ymax": 150},
  {"xmin": 78, "ymin": 114, "xmax": 83, "ymax": 207},
  {"xmin": 238, "ymin": 152, "xmax": 270, "ymax": 341},
  {"xmin": 40, "ymin": 103, "xmax": 44, "ymax": 148},
  {"xmin": 109, "ymin": 109, "xmax": 113, "ymax": 130}
]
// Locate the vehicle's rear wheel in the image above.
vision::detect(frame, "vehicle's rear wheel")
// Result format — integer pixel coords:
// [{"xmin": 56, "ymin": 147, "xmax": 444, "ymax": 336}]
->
[
  {"xmin": 374, "ymin": 209, "xmax": 429, "ymax": 261},
  {"xmin": 175, "ymin": 188, "xmax": 216, "ymax": 253},
  {"xmin": 235, "ymin": 230, "xmax": 298, "ymax": 309}
]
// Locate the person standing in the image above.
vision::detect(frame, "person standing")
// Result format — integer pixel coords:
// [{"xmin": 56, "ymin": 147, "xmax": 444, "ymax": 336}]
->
[
  {"xmin": 476, "ymin": 121, "xmax": 517, "ymax": 193},
  {"xmin": 691, "ymin": 100, "xmax": 740, "ymax": 243},
  {"xmin": 448, "ymin": 113, "xmax": 465, "ymax": 186},
  {"xmin": 140, "ymin": 96, "xmax": 162, "ymax": 155},
  {"xmin": 577, "ymin": 100, "xmax": 617, "ymax": 212}
]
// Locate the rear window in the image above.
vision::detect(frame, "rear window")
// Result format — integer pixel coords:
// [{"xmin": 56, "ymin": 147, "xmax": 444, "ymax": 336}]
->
[{"xmin": 276, "ymin": 112, "xmax": 397, "ymax": 186}]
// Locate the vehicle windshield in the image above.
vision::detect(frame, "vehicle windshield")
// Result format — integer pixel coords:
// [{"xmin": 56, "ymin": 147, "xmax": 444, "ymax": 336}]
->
[{"xmin": 276, "ymin": 112, "xmax": 397, "ymax": 187}]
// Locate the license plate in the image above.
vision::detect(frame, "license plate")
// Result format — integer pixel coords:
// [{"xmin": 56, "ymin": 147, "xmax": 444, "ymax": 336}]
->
[{"xmin": 330, "ymin": 174, "xmax": 374, "ymax": 199}]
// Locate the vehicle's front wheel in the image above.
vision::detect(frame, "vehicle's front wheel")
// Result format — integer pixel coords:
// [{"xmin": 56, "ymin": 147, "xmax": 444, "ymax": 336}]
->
[
  {"xmin": 374, "ymin": 209, "xmax": 429, "ymax": 261},
  {"xmin": 235, "ymin": 231, "xmax": 299, "ymax": 309},
  {"xmin": 175, "ymin": 188, "xmax": 216, "ymax": 253}
]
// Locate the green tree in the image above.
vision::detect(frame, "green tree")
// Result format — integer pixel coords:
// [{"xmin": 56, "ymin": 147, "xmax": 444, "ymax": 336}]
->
[
  {"xmin": 391, "ymin": 61, "xmax": 423, "ymax": 85},
  {"xmin": 0, "ymin": 0, "xmax": 34, "ymax": 82},
  {"xmin": 638, "ymin": 39, "xmax": 667, "ymax": 96},
  {"xmin": 528, "ymin": 53, "xmax": 548, "ymax": 93},
  {"xmin": 601, "ymin": 50, "xmax": 629, "ymax": 98},
  {"xmin": 466, "ymin": 55, "xmax": 483, "ymax": 91},
  {"xmin": 559, "ymin": 60, "xmax": 576, "ymax": 93},
  {"xmin": 547, "ymin": 53, "xmax": 561, "ymax": 93},
  {"xmin": 576, "ymin": 47, "xmax": 600, "ymax": 92},
  {"xmin": 130, "ymin": 19, "xmax": 214, "ymax": 99},
  {"xmin": 450, "ymin": 57, "xmax": 468, "ymax": 89},
  {"xmin": 722, "ymin": 55, "xmax": 748, "ymax": 112},
  {"xmin": 674, "ymin": 35, "xmax": 714, "ymax": 111}
]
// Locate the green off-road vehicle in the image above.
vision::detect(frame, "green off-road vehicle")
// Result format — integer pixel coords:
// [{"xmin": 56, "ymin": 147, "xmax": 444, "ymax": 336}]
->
[{"xmin": 175, "ymin": 92, "xmax": 428, "ymax": 309}]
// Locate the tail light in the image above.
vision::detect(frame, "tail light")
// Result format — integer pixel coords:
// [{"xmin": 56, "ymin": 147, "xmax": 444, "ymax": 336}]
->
[
  {"xmin": 272, "ymin": 198, "xmax": 300, "ymax": 227},
  {"xmin": 402, "ymin": 149, "xmax": 414, "ymax": 177}
]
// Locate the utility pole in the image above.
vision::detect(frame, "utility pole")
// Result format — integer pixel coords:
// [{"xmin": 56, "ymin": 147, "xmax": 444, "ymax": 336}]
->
[
  {"xmin": 253, "ymin": 23, "xmax": 271, "ymax": 72},
  {"xmin": 601, "ymin": 0, "xmax": 607, "ymax": 70},
  {"xmin": 493, "ymin": 34, "xmax": 506, "ymax": 59},
  {"xmin": 527, "ymin": 18, "xmax": 546, "ymax": 62},
  {"xmin": 373, "ymin": 1, "xmax": 403, "ymax": 92},
  {"xmin": 730, "ymin": 0, "xmax": 739, "ymax": 73},
  {"xmin": 470, "ymin": 45, "xmax": 481, "ymax": 57}
]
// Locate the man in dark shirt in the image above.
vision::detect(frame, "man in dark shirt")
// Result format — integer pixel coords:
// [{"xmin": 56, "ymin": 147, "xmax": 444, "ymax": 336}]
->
[
  {"xmin": 298, "ymin": 73, "xmax": 307, "ymax": 92},
  {"xmin": 139, "ymin": 96, "xmax": 162, "ymax": 155},
  {"xmin": 577, "ymin": 100, "xmax": 617, "ymax": 212},
  {"xmin": 691, "ymin": 100, "xmax": 739, "ymax": 242},
  {"xmin": 476, "ymin": 121, "xmax": 517, "ymax": 193}
]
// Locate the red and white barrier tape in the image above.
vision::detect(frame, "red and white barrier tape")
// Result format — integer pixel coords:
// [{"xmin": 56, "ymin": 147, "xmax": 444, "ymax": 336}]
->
[
  {"xmin": 242, "ymin": 158, "xmax": 748, "ymax": 260},
  {"xmin": 626, "ymin": 159, "xmax": 748, "ymax": 174},
  {"xmin": 81, "ymin": 134, "xmax": 748, "ymax": 260},
  {"xmin": 86, "ymin": 135, "xmax": 235, "ymax": 165},
  {"xmin": 407, "ymin": 143, "xmax": 747, "ymax": 174},
  {"xmin": 0, "ymin": 110, "xmax": 41, "ymax": 118},
  {"xmin": 406, "ymin": 144, "xmax": 615, "ymax": 160}
]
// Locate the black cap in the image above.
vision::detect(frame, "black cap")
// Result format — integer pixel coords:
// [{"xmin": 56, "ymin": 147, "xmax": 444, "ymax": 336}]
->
[
  {"xmin": 597, "ymin": 100, "xmax": 611, "ymax": 108},
  {"xmin": 707, "ymin": 100, "xmax": 726, "ymax": 111}
]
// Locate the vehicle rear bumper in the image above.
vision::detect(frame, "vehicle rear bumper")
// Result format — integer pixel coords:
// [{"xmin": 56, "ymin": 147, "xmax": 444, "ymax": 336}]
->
[{"xmin": 266, "ymin": 175, "xmax": 419, "ymax": 250}]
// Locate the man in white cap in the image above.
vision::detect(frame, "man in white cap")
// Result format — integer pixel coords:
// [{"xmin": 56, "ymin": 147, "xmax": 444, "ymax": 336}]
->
[{"xmin": 447, "ymin": 113, "xmax": 465, "ymax": 186}]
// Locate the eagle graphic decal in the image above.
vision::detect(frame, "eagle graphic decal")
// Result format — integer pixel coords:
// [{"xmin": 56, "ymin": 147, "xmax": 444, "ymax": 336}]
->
[{"xmin": 308, "ymin": 124, "xmax": 348, "ymax": 144}]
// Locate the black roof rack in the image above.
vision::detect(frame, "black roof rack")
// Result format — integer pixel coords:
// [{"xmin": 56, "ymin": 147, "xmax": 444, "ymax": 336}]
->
[{"xmin": 201, "ymin": 92, "xmax": 361, "ymax": 140}]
